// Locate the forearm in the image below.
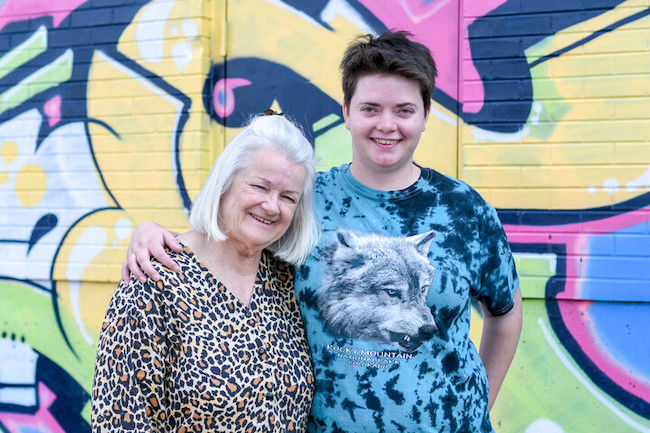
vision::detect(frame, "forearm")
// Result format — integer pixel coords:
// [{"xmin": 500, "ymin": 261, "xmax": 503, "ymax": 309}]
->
[{"xmin": 479, "ymin": 289, "xmax": 523, "ymax": 409}]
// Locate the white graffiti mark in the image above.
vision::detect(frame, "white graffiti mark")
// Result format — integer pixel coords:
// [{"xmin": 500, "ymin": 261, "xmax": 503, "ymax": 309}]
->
[
  {"xmin": 526, "ymin": 419, "xmax": 564, "ymax": 433},
  {"xmin": 0, "ymin": 338, "xmax": 38, "ymax": 407},
  {"xmin": 0, "ymin": 110, "xmax": 110, "ymax": 284},
  {"xmin": 603, "ymin": 177, "xmax": 620, "ymax": 195},
  {"xmin": 626, "ymin": 165, "xmax": 650, "ymax": 192},
  {"xmin": 136, "ymin": 0, "xmax": 178, "ymax": 63},
  {"xmin": 320, "ymin": 0, "xmax": 375, "ymax": 33},
  {"xmin": 113, "ymin": 218, "xmax": 132, "ymax": 248},
  {"xmin": 471, "ymin": 125, "xmax": 530, "ymax": 143},
  {"xmin": 171, "ymin": 20, "xmax": 198, "ymax": 72}
]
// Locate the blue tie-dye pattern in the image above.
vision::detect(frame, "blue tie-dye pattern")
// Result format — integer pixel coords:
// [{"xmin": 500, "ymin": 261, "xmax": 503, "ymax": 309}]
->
[{"xmin": 297, "ymin": 164, "xmax": 519, "ymax": 433}]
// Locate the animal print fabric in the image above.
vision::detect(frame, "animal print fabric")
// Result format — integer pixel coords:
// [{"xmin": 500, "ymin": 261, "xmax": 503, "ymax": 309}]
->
[
  {"xmin": 296, "ymin": 165, "xmax": 519, "ymax": 433},
  {"xmin": 92, "ymin": 247, "xmax": 314, "ymax": 432}
]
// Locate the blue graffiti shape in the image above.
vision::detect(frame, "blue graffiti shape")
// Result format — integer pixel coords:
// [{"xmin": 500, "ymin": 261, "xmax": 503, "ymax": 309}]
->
[
  {"xmin": 28, "ymin": 214, "xmax": 57, "ymax": 253},
  {"xmin": 203, "ymin": 58, "xmax": 343, "ymax": 144},
  {"xmin": 464, "ymin": 0, "xmax": 628, "ymax": 133},
  {"xmin": 504, "ymin": 191, "xmax": 650, "ymax": 420},
  {"xmin": 38, "ymin": 353, "xmax": 91, "ymax": 432}
]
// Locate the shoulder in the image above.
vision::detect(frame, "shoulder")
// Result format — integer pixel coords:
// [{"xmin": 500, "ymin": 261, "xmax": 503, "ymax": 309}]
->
[
  {"xmin": 262, "ymin": 251, "xmax": 295, "ymax": 290},
  {"xmin": 422, "ymin": 167, "xmax": 471, "ymax": 192},
  {"xmin": 117, "ymin": 247, "xmax": 198, "ymax": 306},
  {"xmin": 316, "ymin": 164, "xmax": 346, "ymax": 184},
  {"xmin": 422, "ymin": 167, "xmax": 492, "ymax": 207}
]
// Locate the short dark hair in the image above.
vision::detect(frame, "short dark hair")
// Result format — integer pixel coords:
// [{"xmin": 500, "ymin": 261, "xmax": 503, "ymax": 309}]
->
[{"xmin": 340, "ymin": 30, "xmax": 437, "ymax": 113}]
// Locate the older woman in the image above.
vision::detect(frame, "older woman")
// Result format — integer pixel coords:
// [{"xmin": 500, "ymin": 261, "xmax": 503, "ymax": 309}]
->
[{"xmin": 92, "ymin": 112, "xmax": 317, "ymax": 432}]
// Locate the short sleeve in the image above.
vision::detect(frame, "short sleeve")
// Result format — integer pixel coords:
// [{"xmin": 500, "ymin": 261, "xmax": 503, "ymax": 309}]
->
[
  {"xmin": 473, "ymin": 201, "xmax": 520, "ymax": 316},
  {"xmin": 91, "ymin": 278, "xmax": 169, "ymax": 432}
]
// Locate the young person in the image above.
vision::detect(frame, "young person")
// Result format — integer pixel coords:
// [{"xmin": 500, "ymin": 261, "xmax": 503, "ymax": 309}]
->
[{"xmin": 122, "ymin": 30, "xmax": 522, "ymax": 433}]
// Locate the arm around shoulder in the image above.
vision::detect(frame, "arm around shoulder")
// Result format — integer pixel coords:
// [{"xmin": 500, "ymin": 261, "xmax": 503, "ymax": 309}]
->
[{"xmin": 122, "ymin": 221, "xmax": 182, "ymax": 283}]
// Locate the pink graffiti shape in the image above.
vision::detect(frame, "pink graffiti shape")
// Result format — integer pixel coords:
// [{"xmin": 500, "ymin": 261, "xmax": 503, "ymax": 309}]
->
[
  {"xmin": 213, "ymin": 78, "xmax": 252, "ymax": 119},
  {"xmin": 503, "ymin": 205, "xmax": 650, "ymax": 403},
  {"xmin": 43, "ymin": 95, "xmax": 62, "ymax": 127},
  {"xmin": 358, "ymin": 0, "xmax": 506, "ymax": 113},
  {"xmin": 0, "ymin": 382, "xmax": 66, "ymax": 433},
  {"xmin": 0, "ymin": 0, "xmax": 88, "ymax": 32}
]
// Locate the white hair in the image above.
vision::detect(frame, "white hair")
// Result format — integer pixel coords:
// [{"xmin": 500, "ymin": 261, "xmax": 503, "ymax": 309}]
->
[{"xmin": 189, "ymin": 114, "xmax": 318, "ymax": 265}]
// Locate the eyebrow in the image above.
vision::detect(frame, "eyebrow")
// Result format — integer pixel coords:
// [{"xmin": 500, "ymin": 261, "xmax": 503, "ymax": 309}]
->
[
  {"xmin": 358, "ymin": 101, "xmax": 418, "ymax": 108},
  {"xmin": 251, "ymin": 176, "xmax": 302, "ymax": 195}
]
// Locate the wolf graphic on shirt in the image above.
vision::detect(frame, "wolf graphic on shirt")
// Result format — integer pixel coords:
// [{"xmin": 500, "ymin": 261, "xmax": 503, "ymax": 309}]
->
[{"xmin": 316, "ymin": 229, "xmax": 437, "ymax": 352}]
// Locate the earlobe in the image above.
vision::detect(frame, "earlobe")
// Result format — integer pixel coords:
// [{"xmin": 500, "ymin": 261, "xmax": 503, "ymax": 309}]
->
[
  {"xmin": 342, "ymin": 103, "xmax": 351, "ymax": 130},
  {"xmin": 422, "ymin": 106, "xmax": 431, "ymax": 131}
]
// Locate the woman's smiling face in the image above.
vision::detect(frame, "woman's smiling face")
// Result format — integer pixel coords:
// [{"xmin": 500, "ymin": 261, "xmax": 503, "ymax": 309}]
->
[{"xmin": 219, "ymin": 147, "xmax": 306, "ymax": 254}]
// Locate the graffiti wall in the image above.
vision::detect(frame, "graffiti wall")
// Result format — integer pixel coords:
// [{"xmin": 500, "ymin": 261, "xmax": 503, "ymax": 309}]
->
[{"xmin": 0, "ymin": 0, "xmax": 648, "ymax": 431}]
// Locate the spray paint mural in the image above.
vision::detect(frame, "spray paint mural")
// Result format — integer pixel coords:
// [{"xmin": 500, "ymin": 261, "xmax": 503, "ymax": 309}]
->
[{"xmin": 0, "ymin": 0, "xmax": 648, "ymax": 431}]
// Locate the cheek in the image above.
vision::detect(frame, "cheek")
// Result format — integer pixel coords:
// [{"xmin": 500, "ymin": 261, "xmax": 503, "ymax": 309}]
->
[{"xmin": 280, "ymin": 204, "xmax": 299, "ymax": 223}]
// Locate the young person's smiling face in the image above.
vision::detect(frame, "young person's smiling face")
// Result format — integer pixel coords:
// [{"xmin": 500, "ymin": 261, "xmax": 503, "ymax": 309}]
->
[
  {"xmin": 219, "ymin": 147, "xmax": 306, "ymax": 255},
  {"xmin": 343, "ymin": 73, "xmax": 430, "ymax": 186}
]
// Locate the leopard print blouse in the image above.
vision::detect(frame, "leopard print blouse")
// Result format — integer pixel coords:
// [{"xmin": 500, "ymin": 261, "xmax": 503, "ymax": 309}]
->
[{"xmin": 92, "ymin": 247, "xmax": 314, "ymax": 432}]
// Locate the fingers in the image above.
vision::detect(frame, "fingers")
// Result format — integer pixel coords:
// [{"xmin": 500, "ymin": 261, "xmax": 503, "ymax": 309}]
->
[
  {"xmin": 127, "ymin": 251, "xmax": 150, "ymax": 283},
  {"xmin": 163, "ymin": 230, "xmax": 183, "ymax": 253},
  {"xmin": 136, "ymin": 250, "xmax": 161, "ymax": 282},
  {"xmin": 121, "ymin": 260, "xmax": 130, "ymax": 283},
  {"xmin": 151, "ymin": 244, "xmax": 179, "ymax": 274},
  {"xmin": 120, "ymin": 220, "xmax": 183, "ymax": 283}
]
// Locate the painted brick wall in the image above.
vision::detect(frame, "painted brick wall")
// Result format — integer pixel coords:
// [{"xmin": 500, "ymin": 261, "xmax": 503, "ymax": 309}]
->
[{"xmin": 0, "ymin": 0, "xmax": 648, "ymax": 431}]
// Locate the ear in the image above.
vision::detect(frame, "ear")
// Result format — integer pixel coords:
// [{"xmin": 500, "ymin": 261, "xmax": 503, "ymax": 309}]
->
[
  {"xmin": 410, "ymin": 229, "xmax": 436, "ymax": 255},
  {"xmin": 336, "ymin": 230, "xmax": 351, "ymax": 248},
  {"xmin": 336, "ymin": 229, "xmax": 362, "ymax": 249},
  {"xmin": 422, "ymin": 105, "xmax": 431, "ymax": 132},
  {"xmin": 342, "ymin": 102, "xmax": 351, "ymax": 131}
]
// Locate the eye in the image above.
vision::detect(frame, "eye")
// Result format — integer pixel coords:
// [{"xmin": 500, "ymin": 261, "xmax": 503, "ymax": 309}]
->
[
  {"xmin": 252, "ymin": 184, "xmax": 267, "ymax": 191},
  {"xmin": 384, "ymin": 288, "xmax": 399, "ymax": 298},
  {"xmin": 282, "ymin": 195, "xmax": 297, "ymax": 204}
]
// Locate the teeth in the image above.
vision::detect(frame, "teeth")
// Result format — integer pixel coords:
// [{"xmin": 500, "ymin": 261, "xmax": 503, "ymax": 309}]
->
[
  {"xmin": 251, "ymin": 214, "xmax": 272, "ymax": 224},
  {"xmin": 375, "ymin": 139, "xmax": 398, "ymax": 145}
]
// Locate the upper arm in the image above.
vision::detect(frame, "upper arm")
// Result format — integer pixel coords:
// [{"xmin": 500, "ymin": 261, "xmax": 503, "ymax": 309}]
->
[{"xmin": 92, "ymin": 281, "xmax": 169, "ymax": 431}]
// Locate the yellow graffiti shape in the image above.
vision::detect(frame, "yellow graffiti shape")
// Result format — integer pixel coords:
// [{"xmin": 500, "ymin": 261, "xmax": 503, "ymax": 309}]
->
[{"xmin": 15, "ymin": 163, "xmax": 47, "ymax": 207}]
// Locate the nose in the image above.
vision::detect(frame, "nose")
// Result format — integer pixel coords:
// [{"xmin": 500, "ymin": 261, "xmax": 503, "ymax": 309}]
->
[
  {"xmin": 377, "ymin": 112, "xmax": 397, "ymax": 132},
  {"xmin": 261, "ymin": 193, "xmax": 280, "ymax": 216}
]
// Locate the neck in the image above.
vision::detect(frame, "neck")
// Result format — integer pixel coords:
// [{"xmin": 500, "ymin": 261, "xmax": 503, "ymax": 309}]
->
[
  {"xmin": 178, "ymin": 230, "xmax": 261, "ymax": 305},
  {"xmin": 349, "ymin": 162, "xmax": 421, "ymax": 191}
]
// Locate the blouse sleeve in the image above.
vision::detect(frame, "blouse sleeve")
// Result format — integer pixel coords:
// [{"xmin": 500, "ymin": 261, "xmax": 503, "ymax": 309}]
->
[{"xmin": 91, "ymin": 278, "xmax": 169, "ymax": 432}]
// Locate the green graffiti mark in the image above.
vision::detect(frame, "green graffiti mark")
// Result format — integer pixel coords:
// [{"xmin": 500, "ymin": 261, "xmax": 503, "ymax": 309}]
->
[
  {"xmin": 314, "ymin": 120, "xmax": 352, "ymax": 172},
  {"xmin": 0, "ymin": 49, "xmax": 73, "ymax": 115},
  {"xmin": 0, "ymin": 26, "xmax": 48, "ymax": 81}
]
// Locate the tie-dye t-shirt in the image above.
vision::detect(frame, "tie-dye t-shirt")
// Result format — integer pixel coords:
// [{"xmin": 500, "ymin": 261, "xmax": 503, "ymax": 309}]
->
[{"xmin": 295, "ymin": 164, "xmax": 519, "ymax": 433}]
